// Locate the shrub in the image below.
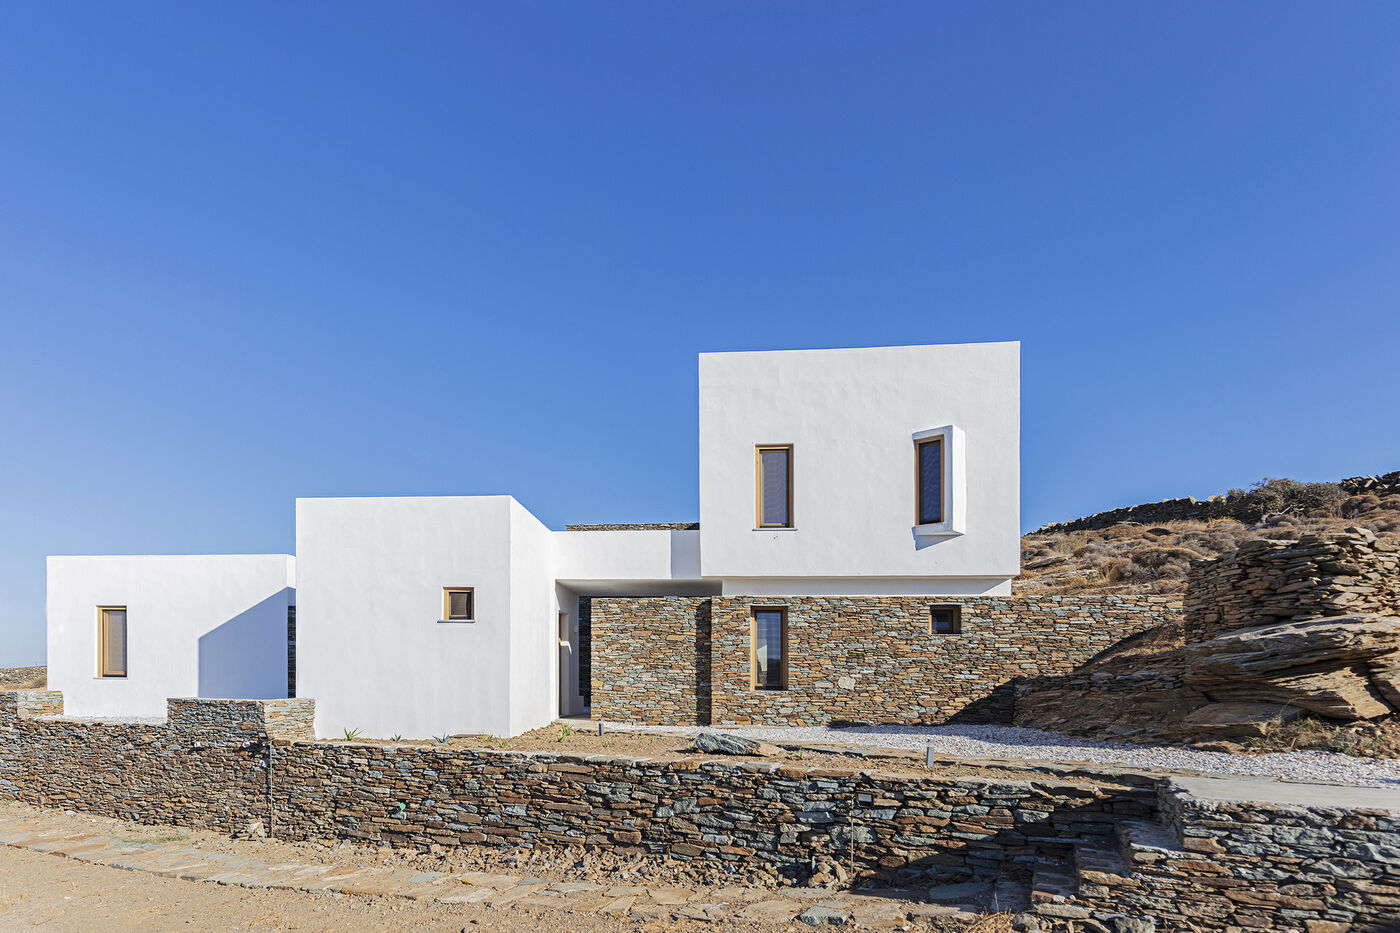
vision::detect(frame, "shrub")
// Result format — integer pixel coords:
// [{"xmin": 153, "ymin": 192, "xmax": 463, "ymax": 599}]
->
[{"xmin": 1216, "ymin": 477, "xmax": 1345, "ymax": 524}]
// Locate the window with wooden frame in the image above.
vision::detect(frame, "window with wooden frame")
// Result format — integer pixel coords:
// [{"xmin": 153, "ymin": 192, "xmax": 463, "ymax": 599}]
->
[
  {"xmin": 750, "ymin": 607, "xmax": 787, "ymax": 690},
  {"xmin": 98, "ymin": 606, "xmax": 127, "ymax": 677},
  {"xmin": 442, "ymin": 587, "xmax": 474, "ymax": 622},
  {"xmin": 929, "ymin": 605, "xmax": 961, "ymax": 635},
  {"xmin": 916, "ymin": 436, "xmax": 944, "ymax": 526},
  {"xmin": 755, "ymin": 445, "xmax": 793, "ymax": 528}
]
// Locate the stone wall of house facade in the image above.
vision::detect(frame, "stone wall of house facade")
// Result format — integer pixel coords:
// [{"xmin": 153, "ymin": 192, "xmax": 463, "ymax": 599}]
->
[
  {"xmin": 1185, "ymin": 528, "xmax": 1400, "ymax": 643},
  {"xmin": 592, "ymin": 595, "xmax": 1180, "ymax": 726}
]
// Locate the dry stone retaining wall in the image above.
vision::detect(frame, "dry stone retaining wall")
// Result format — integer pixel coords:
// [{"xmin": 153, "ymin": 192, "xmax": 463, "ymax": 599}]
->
[
  {"xmin": 3, "ymin": 691, "xmax": 1399, "ymax": 928},
  {"xmin": 592, "ymin": 595, "xmax": 1180, "ymax": 726},
  {"xmin": 1185, "ymin": 528, "xmax": 1400, "ymax": 642},
  {"xmin": 0, "ymin": 694, "xmax": 313, "ymax": 832}
]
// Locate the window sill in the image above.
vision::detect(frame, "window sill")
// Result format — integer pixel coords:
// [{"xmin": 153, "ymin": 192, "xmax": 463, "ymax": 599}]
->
[
  {"xmin": 753, "ymin": 526, "xmax": 798, "ymax": 532},
  {"xmin": 913, "ymin": 523, "xmax": 963, "ymax": 537},
  {"xmin": 437, "ymin": 619, "xmax": 477, "ymax": 624}
]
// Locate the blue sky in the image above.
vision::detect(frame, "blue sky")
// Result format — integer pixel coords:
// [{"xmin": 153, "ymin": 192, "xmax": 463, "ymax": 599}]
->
[{"xmin": 2, "ymin": 3, "xmax": 1398, "ymax": 665}]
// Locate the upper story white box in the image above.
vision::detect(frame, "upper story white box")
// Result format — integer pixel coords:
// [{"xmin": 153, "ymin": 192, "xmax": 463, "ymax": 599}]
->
[{"xmin": 697, "ymin": 342, "xmax": 1020, "ymax": 581}]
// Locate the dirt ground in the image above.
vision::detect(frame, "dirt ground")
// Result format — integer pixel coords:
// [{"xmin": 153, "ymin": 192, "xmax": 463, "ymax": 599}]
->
[{"xmin": 0, "ymin": 843, "xmax": 747, "ymax": 933}]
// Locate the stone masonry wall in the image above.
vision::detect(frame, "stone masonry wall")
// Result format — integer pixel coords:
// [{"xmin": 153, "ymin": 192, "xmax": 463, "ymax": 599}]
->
[
  {"xmin": 3, "ymin": 690, "xmax": 1398, "ymax": 927},
  {"xmin": 593, "ymin": 595, "xmax": 1180, "ymax": 727},
  {"xmin": 1053, "ymin": 781, "xmax": 1400, "ymax": 932},
  {"xmin": 0, "ymin": 695, "xmax": 313, "ymax": 832},
  {"xmin": 1185, "ymin": 528, "xmax": 1400, "ymax": 642},
  {"xmin": 590, "ymin": 596, "xmax": 710, "ymax": 724},
  {"xmin": 0, "ymin": 689, "xmax": 1156, "ymax": 885}
]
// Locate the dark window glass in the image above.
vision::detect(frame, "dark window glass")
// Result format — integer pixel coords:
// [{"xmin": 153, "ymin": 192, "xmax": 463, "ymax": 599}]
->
[
  {"xmin": 930, "ymin": 606, "xmax": 960, "ymax": 635},
  {"xmin": 448, "ymin": 590, "xmax": 473, "ymax": 620},
  {"xmin": 918, "ymin": 438, "xmax": 943, "ymax": 524},
  {"xmin": 753, "ymin": 609, "xmax": 785, "ymax": 689},
  {"xmin": 759, "ymin": 447, "xmax": 791, "ymax": 527}
]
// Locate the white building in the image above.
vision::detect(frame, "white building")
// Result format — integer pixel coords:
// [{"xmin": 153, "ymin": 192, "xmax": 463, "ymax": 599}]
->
[{"xmin": 46, "ymin": 342, "xmax": 1020, "ymax": 737}]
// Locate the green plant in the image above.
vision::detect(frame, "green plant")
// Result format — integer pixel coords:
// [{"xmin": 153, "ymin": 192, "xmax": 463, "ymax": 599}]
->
[
  {"xmin": 1217, "ymin": 477, "xmax": 1345, "ymax": 524},
  {"xmin": 390, "ymin": 734, "xmax": 403, "ymax": 742},
  {"xmin": 557, "ymin": 724, "xmax": 574, "ymax": 742},
  {"xmin": 434, "ymin": 733, "xmax": 451, "ymax": 743},
  {"xmin": 342, "ymin": 728, "xmax": 362, "ymax": 741}
]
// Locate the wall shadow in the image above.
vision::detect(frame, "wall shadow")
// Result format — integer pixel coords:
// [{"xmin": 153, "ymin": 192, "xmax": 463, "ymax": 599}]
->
[
  {"xmin": 695, "ymin": 599, "xmax": 712, "ymax": 725},
  {"xmin": 197, "ymin": 588, "xmax": 296, "ymax": 700}
]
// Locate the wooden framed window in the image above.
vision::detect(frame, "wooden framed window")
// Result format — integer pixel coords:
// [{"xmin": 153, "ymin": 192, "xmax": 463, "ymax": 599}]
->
[
  {"xmin": 929, "ymin": 605, "xmax": 961, "ymax": 635},
  {"xmin": 750, "ymin": 607, "xmax": 787, "ymax": 690},
  {"xmin": 443, "ymin": 587, "xmax": 474, "ymax": 622},
  {"xmin": 755, "ymin": 445, "xmax": 793, "ymax": 528},
  {"xmin": 98, "ymin": 606, "xmax": 127, "ymax": 677},
  {"xmin": 916, "ymin": 436, "xmax": 944, "ymax": 526}
]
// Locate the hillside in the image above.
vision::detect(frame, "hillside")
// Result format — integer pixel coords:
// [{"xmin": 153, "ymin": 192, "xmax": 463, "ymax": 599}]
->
[{"xmin": 1017, "ymin": 472, "xmax": 1400, "ymax": 597}]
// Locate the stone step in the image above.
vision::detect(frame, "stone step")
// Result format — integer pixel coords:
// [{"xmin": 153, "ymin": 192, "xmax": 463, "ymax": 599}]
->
[
  {"xmin": 1030, "ymin": 858, "xmax": 1077, "ymax": 904},
  {"xmin": 1116, "ymin": 818, "xmax": 1187, "ymax": 868},
  {"xmin": 1074, "ymin": 838, "xmax": 1129, "ymax": 881}
]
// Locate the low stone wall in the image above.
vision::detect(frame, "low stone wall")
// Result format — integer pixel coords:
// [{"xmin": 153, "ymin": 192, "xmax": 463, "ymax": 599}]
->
[
  {"xmin": 592, "ymin": 595, "xmax": 1180, "ymax": 726},
  {"xmin": 1030, "ymin": 496, "xmax": 1221, "ymax": 535},
  {"xmin": 1185, "ymin": 528, "xmax": 1400, "ymax": 642},
  {"xmin": 4, "ymin": 690, "xmax": 1399, "ymax": 928},
  {"xmin": 1048, "ymin": 781, "xmax": 1400, "ymax": 932},
  {"xmin": 0, "ymin": 695, "xmax": 313, "ymax": 832},
  {"xmin": 1, "ymin": 689, "xmax": 1154, "ymax": 885}
]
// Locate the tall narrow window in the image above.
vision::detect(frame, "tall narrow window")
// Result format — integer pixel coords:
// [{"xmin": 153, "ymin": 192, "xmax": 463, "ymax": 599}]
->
[
  {"xmin": 751, "ymin": 608, "xmax": 787, "ymax": 690},
  {"xmin": 756, "ymin": 445, "xmax": 793, "ymax": 528},
  {"xmin": 916, "ymin": 436, "xmax": 944, "ymax": 525},
  {"xmin": 443, "ymin": 587, "xmax": 474, "ymax": 622},
  {"xmin": 98, "ymin": 607, "xmax": 127, "ymax": 677}
]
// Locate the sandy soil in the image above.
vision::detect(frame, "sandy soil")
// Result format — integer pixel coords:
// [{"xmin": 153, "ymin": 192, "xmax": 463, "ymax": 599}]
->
[{"xmin": 0, "ymin": 843, "xmax": 760, "ymax": 933}]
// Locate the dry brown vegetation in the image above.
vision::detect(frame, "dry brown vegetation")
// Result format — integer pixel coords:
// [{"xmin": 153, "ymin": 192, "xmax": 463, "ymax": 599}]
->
[
  {"xmin": 1017, "ymin": 488, "xmax": 1400, "ymax": 597},
  {"xmin": 0, "ymin": 666, "xmax": 45, "ymax": 690}
]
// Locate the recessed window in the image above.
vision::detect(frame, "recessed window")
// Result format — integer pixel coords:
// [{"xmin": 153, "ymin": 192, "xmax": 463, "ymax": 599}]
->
[
  {"xmin": 929, "ymin": 605, "xmax": 961, "ymax": 635},
  {"xmin": 916, "ymin": 436, "xmax": 944, "ymax": 526},
  {"xmin": 98, "ymin": 606, "xmax": 127, "ymax": 677},
  {"xmin": 756, "ymin": 445, "xmax": 793, "ymax": 528},
  {"xmin": 443, "ymin": 587, "xmax": 474, "ymax": 622},
  {"xmin": 751, "ymin": 607, "xmax": 787, "ymax": 690}
]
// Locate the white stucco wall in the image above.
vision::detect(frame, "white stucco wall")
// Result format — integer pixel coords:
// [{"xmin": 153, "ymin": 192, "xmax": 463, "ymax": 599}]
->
[
  {"xmin": 698, "ymin": 342, "xmax": 1021, "ymax": 585},
  {"xmin": 553, "ymin": 529, "xmax": 708, "ymax": 594},
  {"xmin": 508, "ymin": 499, "xmax": 561, "ymax": 735},
  {"xmin": 294, "ymin": 496, "xmax": 563, "ymax": 740},
  {"xmin": 46, "ymin": 554, "xmax": 294, "ymax": 719}
]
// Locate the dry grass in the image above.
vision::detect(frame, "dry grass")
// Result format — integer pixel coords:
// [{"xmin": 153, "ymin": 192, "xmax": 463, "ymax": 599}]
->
[
  {"xmin": 960, "ymin": 912, "xmax": 1015, "ymax": 933},
  {"xmin": 1245, "ymin": 713, "xmax": 1398, "ymax": 758},
  {"xmin": 1017, "ymin": 496, "xmax": 1400, "ymax": 597},
  {"xmin": 0, "ymin": 666, "xmax": 46, "ymax": 690}
]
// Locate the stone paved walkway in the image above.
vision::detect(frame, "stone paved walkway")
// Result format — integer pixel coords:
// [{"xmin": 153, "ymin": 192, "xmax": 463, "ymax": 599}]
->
[{"xmin": 0, "ymin": 804, "xmax": 1018, "ymax": 928}]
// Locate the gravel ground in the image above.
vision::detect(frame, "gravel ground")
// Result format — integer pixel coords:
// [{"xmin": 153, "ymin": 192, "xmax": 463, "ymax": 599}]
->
[{"xmin": 612, "ymin": 722, "xmax": 1400, "ymax": 787}]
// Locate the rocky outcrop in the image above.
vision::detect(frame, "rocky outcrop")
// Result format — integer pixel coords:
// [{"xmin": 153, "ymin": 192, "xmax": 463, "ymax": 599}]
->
[{"xmin": 1183, "ymin": 614, "xmax": 1400, "ymax": 721}]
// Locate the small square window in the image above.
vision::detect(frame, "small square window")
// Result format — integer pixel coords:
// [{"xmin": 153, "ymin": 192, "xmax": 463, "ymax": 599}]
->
[
  {"xmin": 929, "ymin": 605, "xmax": 961, "ymax": 635},
  {"xmin": 443, "ymin": 588, "xmax": 474, "ymax": 622}
]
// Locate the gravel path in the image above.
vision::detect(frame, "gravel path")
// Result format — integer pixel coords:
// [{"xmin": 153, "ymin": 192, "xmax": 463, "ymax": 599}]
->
[{"xmin": 613, "ymin": 722, "xmax": 1400, "ymax": 787}]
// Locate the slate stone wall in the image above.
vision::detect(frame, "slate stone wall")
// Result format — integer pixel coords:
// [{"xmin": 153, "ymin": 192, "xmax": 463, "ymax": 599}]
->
[
  {"xmin": 1045, "ymin": 781, "xmax": 1400, "ymax": 932},
  {"xmin": 590, "ymin": 596, "xmax": 711, "ymax": 724},
  {"xmin": 3, "ymin": 689, "xmax": 1398, "ymax": 927},
  {"xmin": 0, "ymin": 694, "xmax": 313, "ymax": 832},
  {"xmin": 1185, "ymin": 528, "xmax": 1400, "ymax": 642},
  {"xmin": 592, "ymin": 595, "xmax": 1180, "ymax": 726}
]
